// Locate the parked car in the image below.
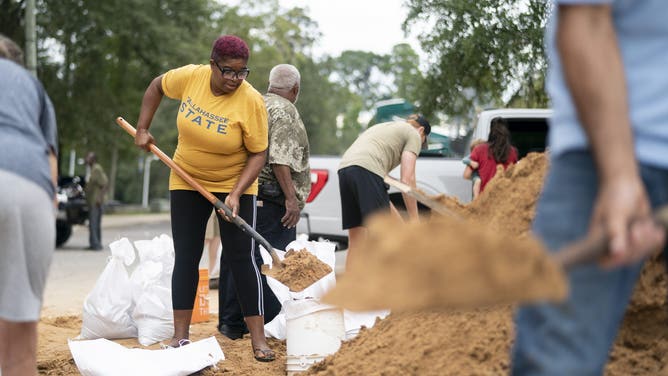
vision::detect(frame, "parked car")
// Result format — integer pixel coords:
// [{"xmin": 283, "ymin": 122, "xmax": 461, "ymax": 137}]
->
[
  {"xmin": 56, "ymin": 175, "xmax": 88, "ymax": 247},
  {"xmin": 297, "ymin": 108, "xmax": 552, "ymax": 249}
]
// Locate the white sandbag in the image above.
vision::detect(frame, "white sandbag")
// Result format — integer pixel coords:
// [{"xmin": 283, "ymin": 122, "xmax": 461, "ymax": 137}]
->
[
  {"xmin": 69, "ymin": 336, "xmax": 224, "ymax": 376},
  {"xmin": 133, "ymin": 284, "xmax": 174, "ymax": 346},
  {"xmin": 80, "ymin": 238, "xmax": 137, "ymax": 339},
  {"xmin": 131, "ymin": 236, "xmax": 175, "ymax": 346},
  {"xmin": 263, "ymin": 309, "xmax": 287, "ymax": 340}
]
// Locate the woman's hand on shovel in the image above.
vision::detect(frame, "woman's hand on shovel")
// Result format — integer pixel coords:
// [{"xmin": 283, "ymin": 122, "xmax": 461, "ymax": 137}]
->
[
  {"xmin": 134, "ymin": 128, "xmax": 155, "ymax": 152},
  {"xmin": 593, "ymin": 177, "xmax": 666, "ymax": 268},
  {"xmin": 220, "ymin": 193, "xmax": 240, "ymax": 222}
]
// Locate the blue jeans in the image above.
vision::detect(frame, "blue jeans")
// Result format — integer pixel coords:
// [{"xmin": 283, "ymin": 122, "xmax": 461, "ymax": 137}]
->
[
  {"xmin": 256, "ymin": 199, "xmax": 297, "ymax": 250},
  {"xmin": 512, "ymin": 151, "xmax": 668, "ymax": 375}
]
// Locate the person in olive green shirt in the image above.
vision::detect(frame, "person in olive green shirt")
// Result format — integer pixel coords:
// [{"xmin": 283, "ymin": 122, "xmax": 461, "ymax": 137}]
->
[
  {"xmin": 85, "ymin": 152, "xmax": 108, "ymax": 250},
  {"xmin": 338, "ymin": 114, "xmax": 430, "ymax": 270}
]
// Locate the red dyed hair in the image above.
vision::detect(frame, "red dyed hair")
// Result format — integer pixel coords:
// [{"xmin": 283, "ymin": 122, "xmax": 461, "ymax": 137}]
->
[{"xmin": 211, "ymin": 35, "xmax": 249, "ymax": 62}]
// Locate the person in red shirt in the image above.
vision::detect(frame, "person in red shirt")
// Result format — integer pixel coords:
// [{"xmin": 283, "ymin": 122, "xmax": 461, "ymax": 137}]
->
[{"xmin": 463, "ymin": 117, "xmax": 518, "ymax": 194}]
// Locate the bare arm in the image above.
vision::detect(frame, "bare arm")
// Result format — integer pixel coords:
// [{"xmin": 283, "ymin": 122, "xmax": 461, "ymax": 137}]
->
[
  {"xmin": 134, "ymin": 75, "xmax": 164, "ymax": 152},
  {"xmin": 222, "ymin": 150, "xmax": 267, "ymax": 219},
  {"xmin": 399, "ymin": 150, "xmax": 419, "ymax": 221},
  {"xmin": 463, "ymin": 165, "xmax": 474, "ymax": 180},
  {"xmin": 272, "ymin": 164, "xmax": 300, "ymax": 228},
  {"xmin": 558, "ymin": 4, "xmax": 665, "ymax": 266}
]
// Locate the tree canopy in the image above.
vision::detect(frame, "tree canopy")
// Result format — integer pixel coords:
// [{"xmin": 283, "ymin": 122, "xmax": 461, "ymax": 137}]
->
[{"xmin": 404, "ymin": 0, "xmax": 549, "ymax": 118}]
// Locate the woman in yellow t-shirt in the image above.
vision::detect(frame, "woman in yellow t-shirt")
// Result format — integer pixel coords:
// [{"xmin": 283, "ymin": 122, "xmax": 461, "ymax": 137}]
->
[{"xmin": 134, "ymin": 35, "xmax": 275, "ymax": 362}]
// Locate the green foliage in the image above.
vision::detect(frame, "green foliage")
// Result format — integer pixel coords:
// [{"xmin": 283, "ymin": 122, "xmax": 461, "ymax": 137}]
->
[
  {"xmin": 386, "ymin": 43, "xmax": 423, "ymax": 103},
  {"xmin": 0, "ymin": 0, "xmax": 25, "ymax": 45},
  {"xmin": 405, "ymin": 0, "xmax": 549, "ymax": 117},
  {"xmin": 35, "ymin": 0, "xmax": 217, "ymax": 202},
  {"xmin": 326, "ymin": 50, "xmax": 390, "ymax": 109}
]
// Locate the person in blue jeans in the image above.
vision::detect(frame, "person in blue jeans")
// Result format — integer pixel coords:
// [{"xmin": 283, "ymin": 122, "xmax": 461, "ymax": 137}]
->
[{"xmin": 512, "ymin": 2, "xmax": 668, "ymax": 375}]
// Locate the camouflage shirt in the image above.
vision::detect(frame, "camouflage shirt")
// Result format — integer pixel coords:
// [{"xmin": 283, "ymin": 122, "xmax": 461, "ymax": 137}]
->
[{"xmin": 259, "ymin": 93, "xmax": 311, "ymax": 209}]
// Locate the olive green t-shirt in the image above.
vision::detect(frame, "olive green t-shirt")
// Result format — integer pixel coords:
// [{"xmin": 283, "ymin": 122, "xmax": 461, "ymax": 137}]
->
[{"xmin": 339, "ymin": 121, "xmax": 422, "ymax": 177}]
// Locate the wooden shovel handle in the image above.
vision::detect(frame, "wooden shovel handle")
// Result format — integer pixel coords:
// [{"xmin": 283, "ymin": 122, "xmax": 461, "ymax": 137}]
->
[
  {"xmin": 115, "ymin": 117, "xmax": 283, "ymax": 267},
  {"xmin": 552, "ymin": 205, "xmax": 668, "ymax": 269},
  {"xmin": 384, "ymin": 175, "xmax": 461, "ymax": 219}
]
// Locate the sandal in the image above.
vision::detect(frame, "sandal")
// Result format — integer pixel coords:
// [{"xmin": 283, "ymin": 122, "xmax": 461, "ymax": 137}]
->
[
  {"xmin": 160, "ymin": 338, "xmax": 191, "ymax": 349},
  {"xmin": 253, "ymin": 348, "xmax": 276, "ymax": 362}
]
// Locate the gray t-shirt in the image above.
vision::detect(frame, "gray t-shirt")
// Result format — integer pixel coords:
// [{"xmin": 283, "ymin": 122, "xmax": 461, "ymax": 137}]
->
[
  {"xmin": 0, "ymin": 59, "xmax": 58, "ymax": 197},
  {"xmin": 339, "ymin": 121, "xmax": 422, "ymax": 177}
]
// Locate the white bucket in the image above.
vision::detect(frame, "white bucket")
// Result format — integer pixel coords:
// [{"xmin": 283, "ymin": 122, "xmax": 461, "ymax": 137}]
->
[{"xmin": 285, "ymin": 299, "xmax": 345, "ymax": 375}]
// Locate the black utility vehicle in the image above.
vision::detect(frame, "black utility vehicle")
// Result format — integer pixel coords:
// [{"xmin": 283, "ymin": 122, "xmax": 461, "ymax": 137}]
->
[{"xmin": 56, "ymin": 176, "xmax": 88, "ymax": 247}]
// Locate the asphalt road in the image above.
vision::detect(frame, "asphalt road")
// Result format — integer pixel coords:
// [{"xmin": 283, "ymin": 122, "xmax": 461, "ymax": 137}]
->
[{"xmin": 42, "ymin": 213, "xmax": 347, "ymax": 318}]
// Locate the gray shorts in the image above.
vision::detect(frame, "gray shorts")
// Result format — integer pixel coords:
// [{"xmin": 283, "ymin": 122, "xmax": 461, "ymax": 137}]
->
[{"xmin": 0, "ymin": 169, "xmax": 55, "ymax": 322}]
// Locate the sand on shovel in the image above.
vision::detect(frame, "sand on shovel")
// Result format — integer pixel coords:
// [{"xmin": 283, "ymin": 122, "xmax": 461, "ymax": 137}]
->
[
  {"xmin": 262, "ymin": 248, "xmax": 332, "ymax": 292},
  {"xmin": 323, "ymin": 213, "xmax": 567, "ymax": 311},
  {"xmin": 324, "ymin": 152, "xmax": 568, "ymax": 311}
]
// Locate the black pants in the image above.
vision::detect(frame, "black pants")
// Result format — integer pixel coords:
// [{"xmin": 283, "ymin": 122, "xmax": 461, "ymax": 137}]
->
[
  {"xmin": 218, "ymin": 198, "xmax": 286, "ymax": 330},
  {"xmin": 170, "ymin": 190, "xmax": 265, "ymax": 317}
]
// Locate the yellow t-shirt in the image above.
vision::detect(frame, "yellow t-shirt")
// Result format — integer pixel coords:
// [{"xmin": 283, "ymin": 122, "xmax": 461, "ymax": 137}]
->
[{"xmin": 161, "ymin": 64, "xmax": 268, "ymax": 194}]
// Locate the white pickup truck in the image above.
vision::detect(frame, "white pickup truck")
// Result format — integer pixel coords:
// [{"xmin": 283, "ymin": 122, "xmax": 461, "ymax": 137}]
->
[{"xmin": 297, "ymin": 108, "xmax": 552, "ymax": 248}]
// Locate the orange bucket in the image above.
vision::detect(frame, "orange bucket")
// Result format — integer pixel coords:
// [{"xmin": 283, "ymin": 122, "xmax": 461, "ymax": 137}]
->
[{"xmin": 191, "ymin": 268, "xmax": 210, "ymax": 323}]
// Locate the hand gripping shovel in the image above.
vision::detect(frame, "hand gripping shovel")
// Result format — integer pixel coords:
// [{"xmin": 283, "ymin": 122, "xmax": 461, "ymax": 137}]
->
[
  {"xmin": 551, "ymin": 205, "xmax": 668, "ymax": 270},
  {"xmin": 116, "ymin": 117, "xmax": 330, "ymax": 291}
]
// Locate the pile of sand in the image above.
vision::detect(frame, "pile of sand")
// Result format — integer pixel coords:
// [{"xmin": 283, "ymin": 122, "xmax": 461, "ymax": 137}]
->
[{"xmin": 36, "ymin": 152, "xmax": 668, "ymax": 375}]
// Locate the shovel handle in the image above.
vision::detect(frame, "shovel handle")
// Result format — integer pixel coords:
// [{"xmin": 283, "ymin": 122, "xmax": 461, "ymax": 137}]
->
[
  {"xmin": 384, "ymin": 175, "xmax": 461, "ymax": 219},
  {"xmin": 553, "ymin": 205, "xmax": 668, "ymax": 269},
  {"xmin": 115, "ymin": 117, "xmax": 282, "ymax": 267}
]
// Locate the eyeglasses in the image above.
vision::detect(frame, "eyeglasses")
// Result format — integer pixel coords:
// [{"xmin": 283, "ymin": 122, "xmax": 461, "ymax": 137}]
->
[{"xmin": 214, "ymin": 61, "xmax": 250, "ymax": 80}]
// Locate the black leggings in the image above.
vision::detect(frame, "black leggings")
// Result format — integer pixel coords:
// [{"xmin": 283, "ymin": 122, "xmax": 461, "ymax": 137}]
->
[{"xmin": 170, "ymin": 190, "xmax": 265, "ymax": 316}]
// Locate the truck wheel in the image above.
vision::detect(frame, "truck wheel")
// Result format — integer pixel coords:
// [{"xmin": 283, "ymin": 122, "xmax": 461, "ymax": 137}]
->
[{"xmin": 56, "ymin": 220, "xmax": 72, "ymax": 247}]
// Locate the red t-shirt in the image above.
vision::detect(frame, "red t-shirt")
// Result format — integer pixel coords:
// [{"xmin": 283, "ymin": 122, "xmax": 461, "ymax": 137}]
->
[{"xmin": 470, "ymin": 143, "xmax": 518, "ymax": 192}]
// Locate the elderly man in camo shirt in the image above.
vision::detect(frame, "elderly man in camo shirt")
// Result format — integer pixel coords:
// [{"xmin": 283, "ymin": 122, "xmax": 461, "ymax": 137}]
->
[
  {"xmin": 217, "ymin": 64, "xmax": 311, "ymax": 340},
  {"xmin": 257, "ymin": 63, "xmax": 311, "ymax": 243}
]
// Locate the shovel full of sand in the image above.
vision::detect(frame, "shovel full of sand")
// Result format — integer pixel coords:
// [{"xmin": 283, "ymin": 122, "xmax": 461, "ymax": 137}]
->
[
  {"xmin": 323, "ymin": 205, "xmax": 668, "ymax": 312},
  {"xmin": 115, "ymin": 117, "xmax": 331, "ymax": 292}
]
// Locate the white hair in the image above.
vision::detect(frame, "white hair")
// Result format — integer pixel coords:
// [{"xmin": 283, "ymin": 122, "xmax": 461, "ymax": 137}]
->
[{"xmin": 268, "ymin": 64, "xmax": 300, "ymax": 90}]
